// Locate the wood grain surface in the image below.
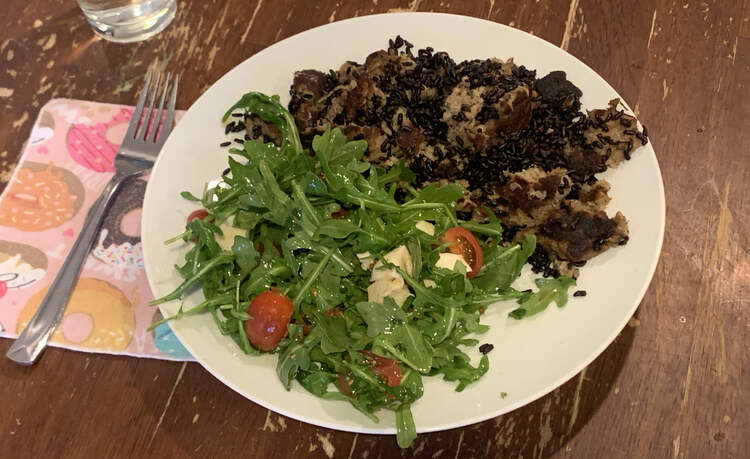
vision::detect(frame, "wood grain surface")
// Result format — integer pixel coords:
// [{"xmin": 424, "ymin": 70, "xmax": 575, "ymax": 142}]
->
[{"xmin": 1, "ymin": 1, "xmax": 748, "ymax": 457}]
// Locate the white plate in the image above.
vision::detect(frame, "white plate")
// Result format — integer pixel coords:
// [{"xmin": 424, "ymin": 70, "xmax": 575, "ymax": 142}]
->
[{"xmin": 142, "ymin": 12, "xmax": 664, "ymax": 435}]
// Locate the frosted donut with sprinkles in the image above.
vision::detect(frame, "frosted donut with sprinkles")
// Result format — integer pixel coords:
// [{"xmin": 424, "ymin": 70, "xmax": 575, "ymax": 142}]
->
[{"xmin": 0, "ymin": 162, "xmax": 84, "ymax": 232}]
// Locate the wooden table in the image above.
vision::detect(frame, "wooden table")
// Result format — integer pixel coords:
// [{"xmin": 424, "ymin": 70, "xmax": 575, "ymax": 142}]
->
[{"xmin": 1, "ymin": 1, "xmax": 748, "ymax": 457}]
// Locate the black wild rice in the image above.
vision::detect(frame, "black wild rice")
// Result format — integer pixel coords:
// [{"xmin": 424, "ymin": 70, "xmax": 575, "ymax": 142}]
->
[
  {"xmin": 479, "ymin": 343, "xmax": 494, "ymax": 354},
  {"xmin": 527, "ymin": 245, "xmax": 561, "ymax": 278}
]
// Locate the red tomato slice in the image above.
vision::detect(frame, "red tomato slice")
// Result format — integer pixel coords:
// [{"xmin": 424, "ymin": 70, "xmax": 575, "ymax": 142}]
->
[
  {"xmin": 257, "ymin": 242, "xmax": 283, "ymax": 257},
  {"xmin": 186, "ymin": 209, "xmax": 210, "ymax": 223},
  {"xmin": 338, "ymin": 372, "xmax": 354, "ymax": 397},
  {"xmin": 440, "ymin": 226, "xmax": 483, "ymax": 278},
  {"xmin": 323, "ymin": 308, "xmax": 345, "ymax": 318},
  {"xmin": 361, "ymin": 350, "xmax": 402, "ymax": 387},
  {"xmin": 244, "ymin": 290, "xmax": 295, "ymax": 351},
  {"xmin": 331, "ymin": 208, "xmax": 349, "ymax": 219}
]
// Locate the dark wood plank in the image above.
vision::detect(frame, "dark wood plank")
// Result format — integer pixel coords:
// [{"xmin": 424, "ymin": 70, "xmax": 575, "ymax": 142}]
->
[
  {"xmin": 561, "ymin": 0, "xmax": 750, "ymax": 457},
  {"xmin": 1, "ymin": 0, "xmax": 748, "ymax": 458},
  {"xmin": 0, "ymin": 341, "xmax": 184, "ymax": 458}
]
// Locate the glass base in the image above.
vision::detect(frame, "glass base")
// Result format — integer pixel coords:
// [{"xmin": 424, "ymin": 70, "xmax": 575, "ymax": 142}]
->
[{"xmin": 85, "ymin": 0, "xmax": 176, "ymax": 43}]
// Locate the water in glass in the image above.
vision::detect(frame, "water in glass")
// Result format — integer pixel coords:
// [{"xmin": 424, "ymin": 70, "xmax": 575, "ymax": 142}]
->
[{"xmin": 77, "ymin": 0, "xmax": 176, "ymax": 43}]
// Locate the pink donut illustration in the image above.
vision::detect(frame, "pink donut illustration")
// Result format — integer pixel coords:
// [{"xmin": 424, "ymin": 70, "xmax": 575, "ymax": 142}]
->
[
  {"xmin": 0, "ymin": 241, "xmax": 48, "ymax": 300},
  {"xmin": 17, "ymin": 277, "xmax": 135, "ymax": 350},
  {"xmin": 29, "ymin": 111, "xmax": 55, "ymax": 147},
  {"xmin": 91, "ymin": 178, "xmax": 146, "ymax": 270},
  {"xmin": 66, "ymin": 108, "xmax": 132, "ymax": 172}
]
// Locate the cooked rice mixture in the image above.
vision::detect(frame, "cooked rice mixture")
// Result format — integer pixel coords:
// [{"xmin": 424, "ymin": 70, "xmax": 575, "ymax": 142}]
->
[{"xmin": 243, "ymin": 36, "xmax": 649, "ymax": 277}]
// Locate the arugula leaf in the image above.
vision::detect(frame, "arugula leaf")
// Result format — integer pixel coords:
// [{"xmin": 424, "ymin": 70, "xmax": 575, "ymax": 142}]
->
[
  {"xmin": 440, "ymin": 354, "xmax": 489, "ymax": 392},
  {"xmin": 186, "ymin": 218, "xmax": 223, "ymax": 257},
  {"xmin": 424, "ymin": 306, "xmax": 458, "ymax": 345},
  {"xmin": 150, "ymin": 253, "xmax": 234, "ymax": 305},
  {"xmin": 180, "ymin": 191, "xmax": 201, "ymax": 201},
  {"xmin": 472, "ymin": 235, "xmax": 536, "ymax": 293},
  {"xmin": 232, "ymin": 235, "xmax": 259, "ymax": 274},
  {"xmin": 342, "ymin": 359, "xmax": 382, "ymax": 386},
  {"xmin": 356, "ymin": 298, "xmax": 407, "ymax": 338},
  {"xmin": 297, "ymin": 370, "xmax": 346, "ymax": 399},
  {"xmin": 147, "ymin": 293, "xmax": 234, "ymax": 331},
  {"xmin": 316, "ymin": 219, "xmax": 359, "ymax": 239},
  {"xmin": 313, "ymin": 271, "xmax": 348, "ymax": 309},
  {"xmin": 375, "ymin": 324, "xmax": 433, "ymax": 374},
  {"xmin": 240, "ymin": 139, "xmax": 286, "ymax": 169},
  {"xmin": 312, "ymin": 126, "xmax": 364, "ymax": 164},
  {"xmin": 315, "ymin": 312, "xmax": 358, "ymax": 354},
  {"xmin": 312, "ymin": 127, "xmax": 364, "ymax": 192},
  {"xmin": 236, "ymin": 315, "xmax": 254, "ymax": 353},
  {"xmin": 399, "ymin": 369, "xmax": 424, "ymax": 401},
  {"xmin": 327, "ymin": 132, "xmax": 367, "ymax": 167},
  {"xmin": 240, "ymin": 262, "xmax": 291, "ymax": 297},
  {"xmin": 293, "ymin": 248, "xmax": 334, "ymax": 305},
  {"xmin": 459, "ymin": 207, "xmax": 503, "ymax": 238},
  {"xmin": 222, "ymin": 92, "xmax": 302, "ymax": 155},
  {"xmin": 407, "ymin": 182, "xmax": 464, "ymax": 204},
  {"xmin": 470, "ymin": 287, "xmax": 531, "ymax": 307},
  {"xmin": 299, "ymin": 171, "xmax": 328, "ymax": 195},
  {"xmin": 233, "ymin": 209, "xmax": 262, "ymax": 231},
  {"xmin": 395, "ymin": 266, "xmax": 463, "ymax": 310},
  {"xmin": 406, "ymin": 238, "xmax": 422, "ymax": 281},
  {"xmin": 509, "ymin": 276, "xmax": 577, "ymax": 319},
  {"xmin": 352, "ymin": 208, "xmax": 392, "ymax": 252},
  {"xmin": 395, "ymin": 403, "xmax": 417, "ymax": 448},
  {"xmin": 229, "ymin": 157, "xmax": 293, "ymax": 226},
  {"xmin": 376, "ymin": 161, "xmax": 415, "ymax": 186},
  {"xmin": 277, "ymin": 327, "xmax": 318, "ymax": 390}
]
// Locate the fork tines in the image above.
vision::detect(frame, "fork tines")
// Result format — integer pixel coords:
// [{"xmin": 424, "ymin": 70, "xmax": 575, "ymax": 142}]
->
[{"xmin": 126, "ymin": 69, "xmax": 179, "ymax": 146}]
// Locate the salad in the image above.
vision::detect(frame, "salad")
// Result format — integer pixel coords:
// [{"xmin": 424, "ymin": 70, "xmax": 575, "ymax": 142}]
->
[{"xmin": 150, "ymin": 92, "xmax": 575, "ymax": 447}]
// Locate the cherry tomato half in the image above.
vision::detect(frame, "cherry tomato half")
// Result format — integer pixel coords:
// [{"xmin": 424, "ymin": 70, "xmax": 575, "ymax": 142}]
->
[
  {"xmin": 186, "ymin": 209, "xmax": 210, "ymax": 223},
  {"xmin": 323, "ymin": 308, "xmax": 345, "ymax": 318},
  {"xmin": 331, "ymin": 208, "xmax": 349, "ymax": 219},
  {"xmin": 257, "ymin": 242, "xmax": 284, "ymax": 258},
  {"xmin": 244, "ymin": 290, "xmax": 295, "ymax": 351},
  {"xmin": 441, "ymin": 226, "xmax": 483, "ymax": 278},
  {"xmin": 361, "ymin": 350, "xmax": 402, "ymax": 387},
  {"xmin": 338, "ymin": 372, "xmax": 354, "ymax": 397}
]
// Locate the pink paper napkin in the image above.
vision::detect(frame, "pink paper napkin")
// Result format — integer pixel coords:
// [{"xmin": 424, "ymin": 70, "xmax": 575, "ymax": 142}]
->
[{"xmin": 0, "ymin": 99, "xmax": 192, "ymax": 361}]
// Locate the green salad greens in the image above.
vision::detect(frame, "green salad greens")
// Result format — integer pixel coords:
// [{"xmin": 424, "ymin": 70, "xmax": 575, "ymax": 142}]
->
[{"xmin": 150, "ymin": 92, "xmax": 575, "ymax": 448}]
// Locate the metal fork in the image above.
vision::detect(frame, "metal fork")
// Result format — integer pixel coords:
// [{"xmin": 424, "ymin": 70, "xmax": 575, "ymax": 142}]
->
[{"xmin": 7, "ymin": 70, "xmax": 179, "ymax": 365}]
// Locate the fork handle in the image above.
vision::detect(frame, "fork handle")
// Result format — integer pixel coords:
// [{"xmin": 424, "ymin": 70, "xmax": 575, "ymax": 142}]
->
[{"xmin": 6, "ymin": 173, "xmax": 131, "ymax": 365}]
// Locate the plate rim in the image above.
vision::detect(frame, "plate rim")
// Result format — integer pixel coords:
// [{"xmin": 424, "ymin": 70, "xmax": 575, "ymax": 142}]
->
[{"xmin": 142, "ymin": 11, "xmax": 666, "ymax": 435}]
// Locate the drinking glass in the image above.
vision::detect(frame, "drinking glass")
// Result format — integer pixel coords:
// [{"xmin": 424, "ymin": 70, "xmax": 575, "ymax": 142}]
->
[{"xmin": 77, "ymin": 0, "xmax": 176, "ymax": 43}]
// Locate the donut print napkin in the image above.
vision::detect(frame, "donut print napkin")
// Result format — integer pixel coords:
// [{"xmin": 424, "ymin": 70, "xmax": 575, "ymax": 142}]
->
[{"xmin": 0, "ymin": 99, "xmax": 193, "ymax": 361}]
